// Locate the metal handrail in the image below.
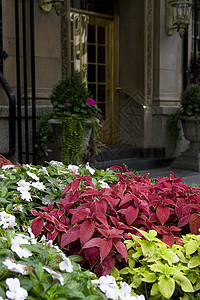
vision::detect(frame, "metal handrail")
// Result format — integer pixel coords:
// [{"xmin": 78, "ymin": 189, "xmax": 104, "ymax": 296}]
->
[
  {"xmin": 0, "ymin": 72, "xmax": 16, "ymax": 157},
  {"xmin": 116, "ymin": 87, "xmax": 147, "ymax": 110}
]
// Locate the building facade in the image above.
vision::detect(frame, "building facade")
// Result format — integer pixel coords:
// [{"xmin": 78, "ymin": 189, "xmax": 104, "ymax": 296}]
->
[{"xmin": 0, "ymin": 0, "xmax": 195, "ymax": 166}]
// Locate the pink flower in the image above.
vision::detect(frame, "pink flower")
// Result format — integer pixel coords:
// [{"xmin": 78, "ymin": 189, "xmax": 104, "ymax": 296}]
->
[{"xmin": 86, "ymin": 98, "xmax": 95, "ymax": 106}]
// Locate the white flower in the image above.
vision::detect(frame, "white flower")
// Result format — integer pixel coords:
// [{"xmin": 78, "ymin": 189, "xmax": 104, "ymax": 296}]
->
[
  {"xmin": 38, "ymin": 167, "xmax": 49, "ymax": 176},
  {"xmin": 2, "ymin": 164, "xmax": 15, "ymax": 169},
  {"xmin": 0, "ymin": 211, "xmax": 17, "ymax": 229},
  {"xmin": 31, "ymin": 181, "xmax": 46, "ymax": 191},
  {"xmin": 0, "ymin": 174, "xmax": 5, "ymax": 178},
  {"xmin": 27, "ymin": 171, "xmax": 39, "ymax": 181},
  {"xmin": 13, "ymin": 204, "xmax": 23, "ymax": 212},
  {"xmin": 118, "ymin": 282, "xmax": 138, "ymax": 300},
  {"xmin": 43, "ymin": 266, "xmax": 64, "ymax": 285},
  {"xmin": 59, "ymin": 254, "xmax": 73, "ymax": 272},
  {"xmin": 20, "ymin": 191, "xmax": 32, "ymax": 202},
  {"xmin": 85, "ymin": 162, "xmax": 95, "ymax": 175},
  {"xmin": 6, "ymin": 278, "xmax": 28, "ymax": 300},
  {"xmin": 98, "ymin": 179, "xmax": 110, "ymax": 189},
  {"xmin": 92, "ymin": 275, "xmax": 119, "ymax": 300},
  {"xmin": 49, "ymin": 160, "xmax": 64, "ymax": 167},
  {"xmin": 42, "ymin": 195, "xmax": 54, "ymax": 205},
  {"xmin": 10, "ymin": 234, "xmax": 36, "ymax": 258},
  {"xmin": 17, "ymin": 180, "xmax": 30, "ymax": 187},
  {"xmin": 3, "ymin": 258, "xmax": 27, "ymax": 275},
  {"xmin": 24, "ymin": 164, "xmax": 37, "ymax": 170},
  {"xmin": 135, "ymin": 296, "xmax": 145, "ymax": 300},
  {"xmin": 27, "ymin": 226, "xmax": 35, "ymax": 240},
  {"xmin": 67, "ymin": 164, "xmax": 79, "ymax": 174}
]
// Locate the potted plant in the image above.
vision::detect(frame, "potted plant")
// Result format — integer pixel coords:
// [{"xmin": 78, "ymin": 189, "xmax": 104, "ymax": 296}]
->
[
  {"xmin": 38, "ymin": 72, "xmax": 100, "ymax": 165},
  {"xmin": 167, "ymin": 83, "xmax": 200, "ymax": 171}
]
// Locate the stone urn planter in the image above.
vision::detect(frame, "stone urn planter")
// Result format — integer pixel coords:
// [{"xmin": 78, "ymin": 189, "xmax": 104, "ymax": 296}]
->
[
  {"xmin": 46, "ymin": 118, "xmax": 93, "ymax": 163},
  {"xmin": 172, "ymin": 116, "xmax": 200, "ymax": 171}
]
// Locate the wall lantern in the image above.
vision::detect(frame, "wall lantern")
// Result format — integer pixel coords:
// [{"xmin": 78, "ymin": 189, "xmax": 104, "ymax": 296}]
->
[
  {"xmin": 166, "ymin": 0, "xmax": 193, "ymax": 38},
  {"xmin": 38, "ymin": 0, "xmax": 64, "ymax": 14}
]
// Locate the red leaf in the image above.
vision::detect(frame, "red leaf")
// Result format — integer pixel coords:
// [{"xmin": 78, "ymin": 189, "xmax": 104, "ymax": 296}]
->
[
  {"xmin": 156, "ymin": 206, "xmax": 170, "ymax": 225},
  {"xmin": 31, "ymin": 217, "xmax": 44, "ymax": 236},
  {"xmin": 61, "ymin": 226, "xmax": 80, "ymax": 248},
  {"xmin": 177, "ymin": 214, "xmax": 191, "ymax": 227},
  {"xmin": 71, "ymin": 209, "xmax": 90, "ymax": 225},
  {"xmin": 82, "ymin": 238, "xmax": 102, "ymax": 249},
  {"xmin": 47, "ymin": 228, "xmax": 59, "ymax": 241},
  {"xmin": 71, "ymin": 179, "xmax": 81, "ymax": 192},
  {"xmin": 84, "ymin": 247, "xmax": 100, "ymax": 268},
  {"xmin": 100, "ymin": 238, "xmax": 112, "ymax": 261},
  {"xmin": 125, "ymin": 206, "xmax": 139, "ymax": 226},
  {"xmin": 102, "ymin": 256, "xmax": 115, "ymax": 276},
  {"xmin": 95, "ymin": 212, "xmax": 109, "ymax": 228},
  {"xmin": 80, "ymin": 220, "xmax": 95, "ymax": 246},
  {"xmin": 163, "ymin": 234, "xmax": 175, "ymax": 247},
  {"xmin": 109, "ymin": 165, "xmax": 122, "ymax": 171},
  {"xmin": 114, "ymin": 241, "xmax": 128, "ymax": 262},
  {"xmin": 190, "ymin": 213, "xmax": 200, "ymax": 235},
  {"xmin": 81, "ymin": 189, "xmax": 101, "ymax": 197},
  {"xmin": 120, "ymin": 194, "xmax": 133, "ymax": 207}
]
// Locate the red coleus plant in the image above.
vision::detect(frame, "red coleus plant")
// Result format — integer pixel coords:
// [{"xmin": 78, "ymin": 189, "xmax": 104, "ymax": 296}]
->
[{"xmin": 31, "ymin": 167, "xmax": 200, "ymax": 276}]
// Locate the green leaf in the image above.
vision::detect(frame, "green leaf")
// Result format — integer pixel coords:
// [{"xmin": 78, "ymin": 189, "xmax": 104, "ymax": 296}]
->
[
  {"xmin": 0, "ymin": 198, "xmax": 10, "ymax": 203},
  {"xmin": 158, "ymin": 275, "xmax": 175, "ymax": 299},
  {"xmin": 150, "ymin": 262, "xmax": 165, "ymax": 274},
  {"xmin": 0, "ymin": 186, "xmax": 8, "ymax": 197},
  {"xmin": 188, "ymin": 255, "xmax": 200, "ymax": 268},
  {"xmin": 140, "ymin": 240, "xmax": 155, "ymax": 258},
  {"xmin": 141, "ymin": 271, "xmax": 157, "ymax": 283},
  {"xmin": 173, "ymin": 274, "xmax": 194, "ymax": 293},
  {"xmin": 186, "ymin": 240, "xmax": 197, "ymax": 255},
  {"xmin": 128, "ymin": 257, "xmax": 135, "ymax": 269},
  {"xmin": 0, "ymin": 249, "xmax": 11, "ymax": 255},
  {"xmin": 160, "ymin": 249, "xmax": 180, "ymax": 265},
  {"xmin": 150, "ymin": 283, "xmax": 160, "ymax": 296},
  {"xmin": 110, "ymin": 267, "xmax": 120, "ymax": 279}
]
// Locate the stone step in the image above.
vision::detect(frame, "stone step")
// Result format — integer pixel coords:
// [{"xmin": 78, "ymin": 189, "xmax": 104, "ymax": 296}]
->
[{"xmin": 93, "ymin": 157, "xmax": 174, "ymax": 171}]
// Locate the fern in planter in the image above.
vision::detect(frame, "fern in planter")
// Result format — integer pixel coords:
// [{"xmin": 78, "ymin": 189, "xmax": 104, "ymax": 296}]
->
[
  {"xmin": 167, "ymin": 84, "xmax": 200, "ymax": 149},
  {"xmin": 37, "ymin": 72, "xmax": 100, "ymax": 165}
]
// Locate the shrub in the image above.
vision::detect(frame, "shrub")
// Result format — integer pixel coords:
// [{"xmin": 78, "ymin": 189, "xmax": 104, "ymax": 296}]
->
[
  {"xmin": 31, "ymin": 165, "xmax": 200, "ymax": 277},
  {"xmin": 112, "ymin": 229, "xmax": 200, "ymax": 299}
]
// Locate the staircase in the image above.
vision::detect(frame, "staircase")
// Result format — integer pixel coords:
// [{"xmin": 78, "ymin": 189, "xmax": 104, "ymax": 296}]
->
[{"xmin": 93, "ymin": 145, "xmax": 174, "ymax": 171}]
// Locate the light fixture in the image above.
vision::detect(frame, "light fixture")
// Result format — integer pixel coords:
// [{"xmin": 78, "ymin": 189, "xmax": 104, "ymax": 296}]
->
[
  {"xmin": 38, "ymin": 0, "xmax": 64, "ymax": 15},
  {"xmin": 166, "ymin": 0, "xmax": 193, "ymax": 38}
]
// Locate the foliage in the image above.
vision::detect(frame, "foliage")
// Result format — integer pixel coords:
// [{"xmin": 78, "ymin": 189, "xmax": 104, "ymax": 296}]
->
[
  {"xmin": 189, "ymin": 51, "xmax": 200, "ymax": 85},
  {"xmin": 0, "ymin": 160, "xmax": 118, "ymax": 230},
  {"xmin": 30, "ymin": 165, "xmax": 200, "ymax": 278},
  {"xmin": 37, "ymin": 72, "xmax": 101, "ymax": 165},
  {"xmin": 61, "ymin": 115, "xmax": 85, "ymax": 165},
  {"xmin": 181, "ymin": 84, "xmax": 200, "ymax": 117},
  {"xmin": 0, "ymin": 228, "xmax": 107, "ymax": 300},
  {"xmin": 167, "ymin": 83, "xmax": 200, "ymax": 148},
  {"xmin": 112, "ymin": 229, "xmax": 200, "ymax": 299},
  {"xmin": 50, "ymin": 71, "xmax": 97, "ymax": 120},
  {"xmin": 0, "ymin": 158, "xmax": 145, "ymax": 299}
]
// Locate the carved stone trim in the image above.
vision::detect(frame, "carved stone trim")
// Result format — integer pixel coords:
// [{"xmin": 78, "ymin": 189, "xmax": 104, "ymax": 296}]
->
[{"xmin": 144, "ymin": 0, "xmax": 154, "ymax": 105}]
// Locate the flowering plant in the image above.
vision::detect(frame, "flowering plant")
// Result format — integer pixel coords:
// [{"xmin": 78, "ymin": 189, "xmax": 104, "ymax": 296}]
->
[
  {"xmin": 49, "ymin": 72, "xmax": 98, "ymax": 120},
  {"xmin": 37, "ymin": 72, "xmax": 101, "ymax": 165},
  {"xmin": 0, "ymin": 158, "xmax": 145, "ymax": 300}
]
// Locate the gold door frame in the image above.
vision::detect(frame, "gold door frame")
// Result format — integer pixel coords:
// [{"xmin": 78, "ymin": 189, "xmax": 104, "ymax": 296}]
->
[{"xmin": 70, "ymin": 8, "xmax": 115, "ymax": 144}]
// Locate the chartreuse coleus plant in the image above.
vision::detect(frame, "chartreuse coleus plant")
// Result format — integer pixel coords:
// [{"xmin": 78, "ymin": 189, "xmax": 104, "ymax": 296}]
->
[{"xmin": 111, "ymin": 229, "xmax": 200, "ymax": 300}]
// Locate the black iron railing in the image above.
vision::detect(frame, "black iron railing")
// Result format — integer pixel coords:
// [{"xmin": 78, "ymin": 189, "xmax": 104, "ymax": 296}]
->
[
  {"xmin": 15, "ymin": 0, "xmax": 37, "ymax": 164},
  {"xmin": 0, "ymin": 0, "xmax": 16, "ymax": 158}
]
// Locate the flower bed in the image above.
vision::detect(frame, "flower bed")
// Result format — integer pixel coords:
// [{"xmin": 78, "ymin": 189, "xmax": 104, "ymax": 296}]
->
[{"xmin": 0, "ymin": 158, "xmax": 200, "ymax": 299}]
